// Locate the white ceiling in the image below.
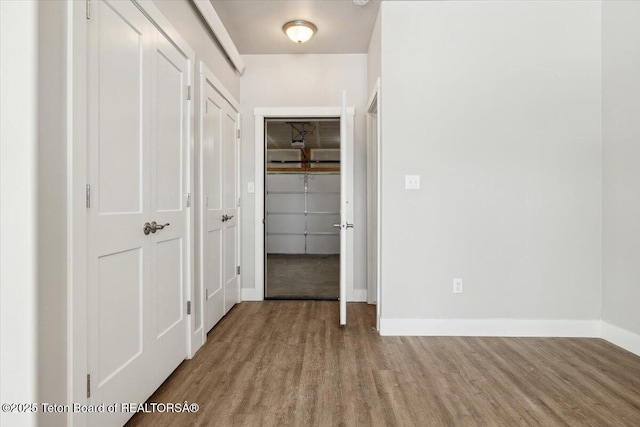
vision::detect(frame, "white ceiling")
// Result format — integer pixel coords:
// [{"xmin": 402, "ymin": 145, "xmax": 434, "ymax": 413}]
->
[{"xmin": 210, "ymin": 0, "xmax": 381, "ymax": 54}]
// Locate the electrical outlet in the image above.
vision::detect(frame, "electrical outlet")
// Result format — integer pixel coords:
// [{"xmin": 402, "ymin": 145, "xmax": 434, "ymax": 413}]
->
[
  {"xmin": 453, "ymin": 278, "xmax": 463, "ymax": 294},
  {"xmin": 405, "ymin": 175, "xmax": 420, "ymax": 190},
  {"xmin": 248, "ymin": 182, "xmax": 255, "ymax": 194}
]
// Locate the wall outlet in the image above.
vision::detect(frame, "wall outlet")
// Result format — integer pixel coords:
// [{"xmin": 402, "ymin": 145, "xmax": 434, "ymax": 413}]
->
[
  {"xmin": 405, "ymin": 175, "xmax": 421, "ymax": 190},
  {"xmin": 453, "ymin": 278, "xmax": 463, "ymax": 294}
]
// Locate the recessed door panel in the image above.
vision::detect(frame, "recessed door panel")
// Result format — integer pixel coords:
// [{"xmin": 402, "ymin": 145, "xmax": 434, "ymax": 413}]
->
[
  {"xmin": 155, "ymin": 50, "xmax": 184, "ymax": 212},
  {"xmin": 98, "ymin": 1, "xmax": 143, "ymax": 214},
  {"xmin": 155, "ymin": 237, "xmax": 183, "ymax": 338},
  {"xmin": 98, "ymin": 248, "xmax": 143, "ymax": 384}
]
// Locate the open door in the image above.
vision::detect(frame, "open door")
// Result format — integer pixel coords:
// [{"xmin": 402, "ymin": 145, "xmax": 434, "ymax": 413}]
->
[{"xmin": 339, "ymin": 91, "xmax": 348, "ymax": 325}]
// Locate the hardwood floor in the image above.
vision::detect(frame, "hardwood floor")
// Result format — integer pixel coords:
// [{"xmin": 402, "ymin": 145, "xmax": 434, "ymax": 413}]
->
[{"xmin": 127, "ymin": 302, "xmax": 640, "ymax": 426}]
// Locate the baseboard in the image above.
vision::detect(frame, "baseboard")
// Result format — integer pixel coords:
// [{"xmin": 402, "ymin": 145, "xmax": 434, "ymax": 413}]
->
[
  {"xmin": 351, "ymin": 289, "xmax": 368, "ymax": 302},
  {"xmin": 241, "ymin": 288, "xmax": 262, "ymax": 301},
  {"xmin": 601, "ymin": 321, "xmax": 640, "ymax": 357},
  {"xmin": 379, "ymin": 318, "xmax": 600, "ymax": 337}
]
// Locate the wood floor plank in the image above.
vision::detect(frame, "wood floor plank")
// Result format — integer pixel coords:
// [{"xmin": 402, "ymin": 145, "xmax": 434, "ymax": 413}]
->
[{"xmin": 126, "ymin": 302, "xmax": 640, "ymax": 427}]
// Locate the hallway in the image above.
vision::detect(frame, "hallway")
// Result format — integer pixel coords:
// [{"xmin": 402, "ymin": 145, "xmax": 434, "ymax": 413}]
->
[{"xmin": 127, "ymin": 301, "xmax": 640, "ymax": 426}]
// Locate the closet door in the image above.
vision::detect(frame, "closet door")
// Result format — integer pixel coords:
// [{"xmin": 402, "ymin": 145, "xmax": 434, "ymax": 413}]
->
[
  {"xmin": 222, "ymin": 101, "xmax": 239, "ymax": 313},
  {"xmin": 149, "ymin": 27, "xmax": 190, "ymax": 388},
  {"xmin": 203, "ymin": 85, "xmax": 225, "ymax": 332},
  {"xmin": 87, "ymin": 1, "xmax": 153, "ymax": 425},
  {"xmin": 87, "ymin": 1, "xmax": 190, "ymax": 423}
]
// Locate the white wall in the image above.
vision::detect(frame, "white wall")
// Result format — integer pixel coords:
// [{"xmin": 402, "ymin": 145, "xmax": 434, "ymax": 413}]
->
[
  {"xmin": 0, "ymin": 1, "xmax": 39, "ymax": 426},
  {"xmin": 37, "ymin": 2, "xmax": 68, "ymax": 426},
  {"xmin": 602, "ymin": 1, "xmax": 640, "ymax": 337},
  {"xmin": 379, "ymin": 1, "xmax": 602, "ymax": 327},
  {"xmin": 240, "ymin": 54, "xmax": 368, "ymax": 297},
  {"xmin": 367, "ymin": 8, "xmax": 381, "ymax": 97}
]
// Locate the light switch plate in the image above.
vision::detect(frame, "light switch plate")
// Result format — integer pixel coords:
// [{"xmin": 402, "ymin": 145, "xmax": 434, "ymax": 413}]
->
[
  {"xmin": 405, "ymin": 175, "xmax": 420, "ymax": 190},
  {"xmin": 248, "ymin": 182, "xmax": 255, "ymax": 194}
]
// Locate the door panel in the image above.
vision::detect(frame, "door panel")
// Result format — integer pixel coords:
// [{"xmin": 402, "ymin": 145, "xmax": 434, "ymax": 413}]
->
[
  {"xmin": 88, "ymin": 2, "xmax": 190, "ymax": 423},
  {"xmin": 97, "ymin": 0, "xmax": 144, "ymax": 214},
  {"xmin": 97, "ymin": 248, "xmax": 143, "ymax": 383},
  {"xmin": 340, "ymin": 91, "xmax": 347, "ymax": 325},
  {"xmin": 203, "ymin": 87, "xmax": 224, "ymax": 332},
  {"xmin": 155, "ymin": 50, "xmax": 184, "ymax": 212},
  {"xmin": 150, "ymin": 28, "xmax": 189, "ymax": 387},
  {"xmin": 88, "ymin": 1, "xmax": 152, "ymax": 425}
]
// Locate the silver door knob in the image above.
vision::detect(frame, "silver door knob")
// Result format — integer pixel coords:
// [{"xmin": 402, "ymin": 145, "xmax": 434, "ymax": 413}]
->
[
  {"xmin": 346, "ymin": 223, "xmax": 354, "ymax": 229},
  {"xmin": 333, "ymin": 224, "xmax": 342, "ymax": 229},
  {"xmin": 151, "ymin": 221, "xmax": 170, "ymax": 232},
  {"xmin": 144, "ymin": 222, "xmax": 153, "ymax": 235}
]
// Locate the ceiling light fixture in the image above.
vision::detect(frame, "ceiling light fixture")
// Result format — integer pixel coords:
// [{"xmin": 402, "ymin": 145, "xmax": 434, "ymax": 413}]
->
[{"xmin": 282, "ymin": 20, "xmax": 317, "ymax": 44}]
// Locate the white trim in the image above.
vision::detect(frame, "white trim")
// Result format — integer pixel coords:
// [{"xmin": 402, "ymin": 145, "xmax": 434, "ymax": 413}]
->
[
  {"xmin": 241, "ymin": 288, "xmax": 260, "ymax": 301},
  {"xmin": 191, "ymin": 0, "xmax": 245, "ymax": 74},
  {"xmin": 352, "ymin": 289, "xmax": 368, "ymax": 302},
  {"xmin": 133, "ymin": 0, "xmax": 195, "ymax": 60},
  {"xmin": 601, "ymin": 321, "xmax": 640, "ymax": 357},
  {"xmin": 379, "ymin": 318, "xmax": 601, "ymax": 337},
  {"xmin": 253, "ymin": 107, "xmax": 356, "ymax": 302},
  {"xmin": 366, "ymin": 78, "xmax": 382, "ymax": 331},
  {"xmin": 200, "ymin": 62, "xmax": 240, "ymax": 112}
]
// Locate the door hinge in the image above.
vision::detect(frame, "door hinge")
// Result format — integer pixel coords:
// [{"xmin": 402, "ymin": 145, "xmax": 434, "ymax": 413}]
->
[
  {"xmin": 86, "ymin": 0, "xmax": 91, "ymax": 19},
  {"xmin": 87, "ymin": 374, "xmax": 91, "ymax": 398},
  {"xmin": 187, "ymin": 85, "xmax": 191, "ymax": 101},
  {"xmin": 237, "ymin": 197, "xmax": 241, "ymax": 207},
  {"xmin": 237, "ymin": 129, "xmax": 241, "ymax": 139},
  {"xmin": 186, "ymin": 192, "xmax": 191, "ymax": 208},
  {"xmin": 205, "ymin": 289, "xmax": 209, "ymax": 300},
  {"xmin": 205, "ymin": 101, "xmax": 208, "ymax": 114},
  {"xmin": 86, "ymin": 184, "xmax": 91, "ymax": 208},
  {"xmin": 237, "ymin": 266, "xmax": 240, "ymax": 275},
  {"xmin": 187, "ymin": 301, "xmax": 191, "ymax": 315}
]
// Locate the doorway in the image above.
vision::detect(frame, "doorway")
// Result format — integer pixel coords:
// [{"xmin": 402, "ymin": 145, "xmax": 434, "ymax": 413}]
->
[{"xmin": 264, "ymin": 119, "xmax": 341, "ymax": 300}]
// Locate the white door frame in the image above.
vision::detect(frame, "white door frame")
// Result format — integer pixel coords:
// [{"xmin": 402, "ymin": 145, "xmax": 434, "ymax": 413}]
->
[
  {"xmin": 254, "ymin": 107, "xmax": 356, "ymax": 302},
  {"xmin": 68, "ymin": 1, "xmax": 195, "ymax": 425},
  {"xmin": 366, "ymin": 79, "xmax": 382, "ymax": 331}
]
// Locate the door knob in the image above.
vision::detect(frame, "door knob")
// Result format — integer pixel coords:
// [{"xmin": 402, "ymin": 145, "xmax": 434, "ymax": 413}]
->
[
  {"xmin": 333, "ymin": 224, "xmax": 342, "ymax": 229},
  {"xmin": 151, "ymin": 221, "xmax": 170, "ymax": 231},
  {"xmin": 346, "ymin": 223, "xmax": 354, "ymax": 229},
  {"xmin": 144, "ymin": 222, "xmax": 153, "ymax": 235},
  {"xmin": 222, "ymin": 214, "xmax": 234, "ymax": 222}
]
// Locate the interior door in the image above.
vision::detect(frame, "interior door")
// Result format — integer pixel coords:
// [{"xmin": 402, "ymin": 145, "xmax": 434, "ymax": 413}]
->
[
  {"xmin": 339, "ymin": 91, "xmax": 348, "ymax": 325},
  {"xmin": 203, "ymin": 84, "xmax": 224, "ymax": 332},
  {"xmin": 222, "ymin": 101, "xmax": 239, "ymax": 313},
  {"xmin": 149, "ymin": 27, "xmax": 189, "ymax": 387},
  {"xmin": 88, "ymin": 1, "xmax": 190, "ymax": 423},
  {"xmin": 87, "ymin": 1, "xmax": 153, "ymax": 424}
]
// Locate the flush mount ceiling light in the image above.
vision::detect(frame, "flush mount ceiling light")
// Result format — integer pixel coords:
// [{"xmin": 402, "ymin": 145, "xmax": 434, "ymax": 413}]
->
[{"xmin": 282, "ymin": 20, "xmax": 317, "ymax": 44}]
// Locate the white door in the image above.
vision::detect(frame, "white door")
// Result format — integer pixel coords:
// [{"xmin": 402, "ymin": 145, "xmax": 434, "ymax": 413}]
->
[
  {"xmin": 203, "ymin": 85, "xmax": 225, "ymax": 332},
  {"xmin": 87, "ymin": 1, "xmax": 153, "ymax": 424},
  {"xmin": 87, "ymin": 1, "xmax": 189, "ymax": 424},
  {"xmin": 222, "ymin": 101, "xmax": 239, "ymax": 313},
  {"xmin": 149, "ymin": 27, "xmax": 190, "ymax": 387}
]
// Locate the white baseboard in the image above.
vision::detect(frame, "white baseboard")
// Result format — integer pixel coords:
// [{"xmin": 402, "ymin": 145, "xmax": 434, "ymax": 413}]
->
[
  {"xmin": 241, "ymin": 288, "xmax": 262, "ymax": 301},
  {"xmin": 351, "ymin": 289, "xmax": 368, "ymax": 302},
  {"xmin": 379, "ymin": 318, "xmax": 600, "ymax": 338},
  {"xmin": 601, "ymin": 321, "xmax": 640, "ymax": 357}
]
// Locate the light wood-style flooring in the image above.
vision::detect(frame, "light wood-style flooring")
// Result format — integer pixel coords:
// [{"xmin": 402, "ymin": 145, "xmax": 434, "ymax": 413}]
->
[{"xmin": 127, "ymin": 301, "xmax": 640, "ymax": 426}]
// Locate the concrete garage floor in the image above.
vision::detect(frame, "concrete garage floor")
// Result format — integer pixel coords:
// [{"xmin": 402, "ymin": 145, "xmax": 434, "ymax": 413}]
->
[{"xmin": 266, "ymin": 254, "xmax": 339, "ymax": 299}]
